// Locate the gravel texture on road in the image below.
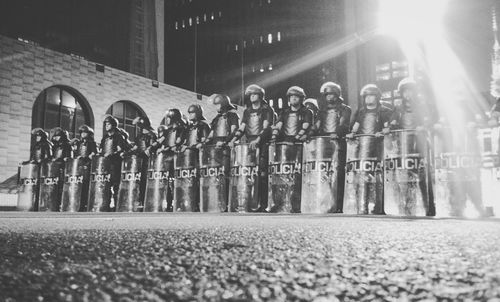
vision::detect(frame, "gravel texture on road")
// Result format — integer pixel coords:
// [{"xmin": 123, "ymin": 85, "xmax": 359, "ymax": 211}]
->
[{"xmin": 1, "ymin": 213, "xmax": 500, "ymax": 301}]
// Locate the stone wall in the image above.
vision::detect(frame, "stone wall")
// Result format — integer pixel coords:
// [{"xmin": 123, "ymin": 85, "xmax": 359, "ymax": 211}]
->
[{"xmin": 0, "ymin": 35, "xmax": 233, "ymax": 187}]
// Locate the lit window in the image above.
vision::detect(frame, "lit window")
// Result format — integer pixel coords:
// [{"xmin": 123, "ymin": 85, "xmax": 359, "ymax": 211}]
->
[
  {"xmin": 252, "ymin": 66, "xmax": 256, "ymax": 72},
  {"xmin": 268, "ymin": 34, "xmax": 273, "ymax": 44},
  {"xmin": 269, "ymin": 99, "xmax": 274, "ymax": 107},
  {"xmin": 106, "ymin": 101, "xmax": 147, "ymax": 142},
  {"xmin": 204, "ymin": 14, "xmax": 207, "ymax": 22},
  {"xmin": 189, "ymin": 18, "xmax": 192, "ymax": 26},
  {"xmin": 243, "ymin": 40, "xmax": 247, "ymax": 48},
  {"xmin": 260, "ymin": 64, "xmax": 264, "ymax": 72},
  {"xmin": 182, "ymin": 20, "xmax": 185, "ymax": 28},
  {"xmin": 211, "ymin": 12, "xmax": 215, "ymax": 20},
  {"xmin": 235, "ymin": 44, "xmax": 239, "ymax": 51},
  {"xmin": 268, "ymin": 64, "xmax": 273, "ymax": 71},
  {"xmin": 32, "ymin": 86, "xmax": 92, "ymax": 140},
  {"xmin": 278, "ymin": 98, "xmax": 283, "ymax": 108},
  {"xmin": 196, "ymin": 16, "xmax": 199, "ymax": 24},
  {"xmin": 252, "ymin": 39, "xmax": 255, "ymax": 45},
  {"xmin": 175, "ymin": 21, "xmax": 178, "ymax": 30},
  {"xmin": 277, "ymin": 32, "xmax": 281, "ymax": 41},
  {"xmin": 260, "ymin": 36, "xmax": 263, "ymax": 43}
]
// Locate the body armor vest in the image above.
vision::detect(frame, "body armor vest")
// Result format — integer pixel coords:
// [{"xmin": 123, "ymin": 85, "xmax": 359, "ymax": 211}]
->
[
  {"xmin": 284, "ymin": 111, "xmax": 300, "ymax": 137},
  {"xmin": 33, "ymin": 147, "xmax": 44, "ymax": 162},
  {"xmin": 77, "ymin": 140, "xmax": 96, "ymax": 158},
  {"xmin": 187, "ymin": 126, "xmax": 199, "ymax": 146},
  {"xmin": 53, "ymin": 142, "xmax": 71, "ymax": 160},
  {"xmin": 78, "ymin": 143, "xmax": 89, "ymax": 158},
  {"xmin": 102, "ymin": 135, "xmax": 117, "ymax": 157},
  {"xmin": 214, "ymin": 115, "xmax": 230, "ymax": 139},
  {"xmin": 165, "ymin": 128, "xmax": 180, "ymax": 147},
  {"xmin": 321, "ymin": 107, "xmax": 342, "ymax": 134},
  {"xmin": 359, "ymin": 111, "xmax": 378, "ymax": 135},
  {"xmin": 32, "ymin": 142, "xmax": 50, "ymax": 162},
  {"xmin": 401, "ymin": 110, "xmax": 417, "ymax": 129},
  {"xmin": 246, "ymin": 111, "xmax": 263, "ymax": 137}
]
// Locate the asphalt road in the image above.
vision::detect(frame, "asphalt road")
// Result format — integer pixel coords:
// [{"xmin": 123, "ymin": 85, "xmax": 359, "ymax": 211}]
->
[{"xmin": 1, "ymin": 213, "xmax": 500, "ymax": 301}]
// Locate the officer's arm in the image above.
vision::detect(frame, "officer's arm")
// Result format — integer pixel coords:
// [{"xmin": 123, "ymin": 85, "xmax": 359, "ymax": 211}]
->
[
  {"xmin": 230, "ymin": 122, "xmax": 246, "ymax": 144},
  {"xmin": 339, "ymin": 107, "xmax": 351, "ymax": 137},
  {"xmin": 351, "ymin": 122, "xmax": 360, "ymax": 134},
  {"xmin": 45, "ymin": 143, "xmax": 53, "ymax": 159},
  {"xmin": 201, "ymin": 123, "xmax": 211, "ymax": 142},
  {"xmin": 389, "ymin": 109, "xmax": 400, "ymax": 129},
  {"xmin": 257, "ymin": 110, "xmax": 273, "ymax": 143}
]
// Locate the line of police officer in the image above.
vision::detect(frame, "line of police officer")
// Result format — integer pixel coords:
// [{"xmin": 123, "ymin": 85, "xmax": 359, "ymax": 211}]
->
[{"xmin": 17, "ymin": 79, "xmax": 500, "ymax": 217}]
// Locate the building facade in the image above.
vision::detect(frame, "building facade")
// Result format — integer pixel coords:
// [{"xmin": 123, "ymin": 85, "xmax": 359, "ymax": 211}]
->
[{"xmin": 0, "ymin": 35, "xmax": 226, "ymax": 203}]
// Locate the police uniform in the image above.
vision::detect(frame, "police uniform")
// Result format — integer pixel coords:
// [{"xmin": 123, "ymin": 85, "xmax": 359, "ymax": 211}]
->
[
  {"xmin": 100, "ymin": 127, "xmax": 129, "ymax": 210},
  {"xmin": 316, "ymin": 83, "xmax": 351, "ymax": 212},
  {"xmin": 275, "ymin": 106, "xmax": 313, "ymax": 142}
]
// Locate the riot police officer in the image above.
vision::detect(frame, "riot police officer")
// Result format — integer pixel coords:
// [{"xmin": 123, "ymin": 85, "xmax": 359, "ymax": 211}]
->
[
  {"xmin": 28, "ymin": 128, "xmax": 52, "ymax": 164},
  {"xmin": 230, "ymin": 84, "xmax": 274, "ymax": 148},
  {"xmin": 389, "ymin": 78, "xmax": 431, "ymax": 130},
  {"xmin": 100, "ymin": 115, "xmax": 129, "ymax": 210},
  {"xmin": 347, "ymin": 84, "xmax": 392, "ymax": 138},
  {"xmin": 303, "ymin": 98, "xmax": 319, "ymax": 140},
  {"xmin": 51, "ymin": 127, "xmax": 73, "ymax": 160},
  {"xmin": 66, "ymin": 125, "xmax": 96, "ymax": 211},
  {"xmin": 130, "ymin": 117, "xmax": 157, "ymax": 156},
  {"xmin": 344, "ymin": 84, "xmax": 391, "ymax": 215},
  {"xmin": 206, "ymin": 94, "xmax": 240, "ymax": 147},
  {"xmin": 384, "ymin": 78, "xmax": 434, "ymax": 216},
  {"xmin": 229, "ymin": 84, "xmax": 275, "ymax": 212},
  {"xmin": 18, "ymin": 128, "xmax": 52, "ymax": 211},
  {"xmin": 73, "ymin": 125, "xmax": 97, "ymax": 158},
  {"xmin": 272, "ymin": 86, "xmax": 313, "ymax": 142},
  {"xmin": 316, "ymin": 81, "xmax": 351, "ymax": 212},
  {"xmin": 182, "ymin": 104, "xmax": 210, "ymax": 151},
  {"xmin": 316, "ymin": 82, "xmax": 351, "ymax": 138},
  {"xmin": 117, "ymin": 116, "xmax": 157, "ymax": 211},
  {"xmin": 156, "ymin": 109, "xmax": 187, "ymax": 153}
]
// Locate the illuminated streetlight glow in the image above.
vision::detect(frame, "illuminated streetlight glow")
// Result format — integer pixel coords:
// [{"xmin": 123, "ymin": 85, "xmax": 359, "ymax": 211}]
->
[{"xmin": 378, "ymin": 0, "xmax": 492, "ymax": 217}]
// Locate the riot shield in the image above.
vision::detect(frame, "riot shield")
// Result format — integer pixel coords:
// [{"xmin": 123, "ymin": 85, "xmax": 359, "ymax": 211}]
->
[
  {"xmin": 116, "ymin": 155, "xmax": 144, "ymax": 212},
  {"xmin": 478, "ymin": 126, "xmax": 500, "ymax": 217},
  {"xmin": 433, "ymin": 127, "xmax": 483, "ymax": 217},
  {"xmin": 384, "ymin": 129, "xmax": 431, "ymax": 216},
  {"xmin": 344, "ymin": 135, "xmax": 384, "ymax": 215},
  {"xmin": 199, "ymin": 145, "xmax": 230, "ymax": 212},
  {"xmin": 173, "ymin": 148, "xmax": 199, "ymax": 212},
  {"xmin": 38, "ymin": 159, "xmax": 65, "ymax": 211},
  {"xmin": 268, "ymin": 142, "xmax": 302, "ymax": 213},
  {"xmin": 17, "ymin": 162, "xmax": 39, "ymax": 211},
  {"xmin": 301, "ymin": 136, "xmax": 342, "ymax": 213},
  {"xmin": 87, "ymin": 156, "xmax": 112, "ymax": 212},
  {"xmin": 144, "ymin": 151, "xmax": 174, "ymax": 212},
  {"xmin": 228, "ymin": 143, "xmax": 260, "ymax": 212},
  {"xmin": 61, "ymin": 157, "xmax": 91, "ymax": 212}
]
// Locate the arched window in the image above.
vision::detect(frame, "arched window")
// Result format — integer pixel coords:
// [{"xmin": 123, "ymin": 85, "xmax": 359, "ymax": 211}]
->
[
  {"xmin": 32, "ymin": 86, "xmax": 92, "ymax": 139},
  {"xmin": 105, "ymin": 101, "xmax": 146, "ymax": 142}
]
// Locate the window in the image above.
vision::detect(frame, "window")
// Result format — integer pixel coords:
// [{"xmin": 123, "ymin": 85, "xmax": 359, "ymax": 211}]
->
[
  {"xmin": 105, "ymin": 101, "xmax": 146, "ymax": 142},
  {"xmin": 268, "ymin": 33, "xmax": 273, "ymax": 44},
  {"xmin": 32, "ymin": 86, "xmax": 92, "ymax": 139}
]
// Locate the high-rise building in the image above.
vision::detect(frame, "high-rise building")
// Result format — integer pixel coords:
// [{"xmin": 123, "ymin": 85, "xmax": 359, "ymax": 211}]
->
[{"xmin": 165, "ymin": 0, "xmax": 346, "ymax": 109}]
